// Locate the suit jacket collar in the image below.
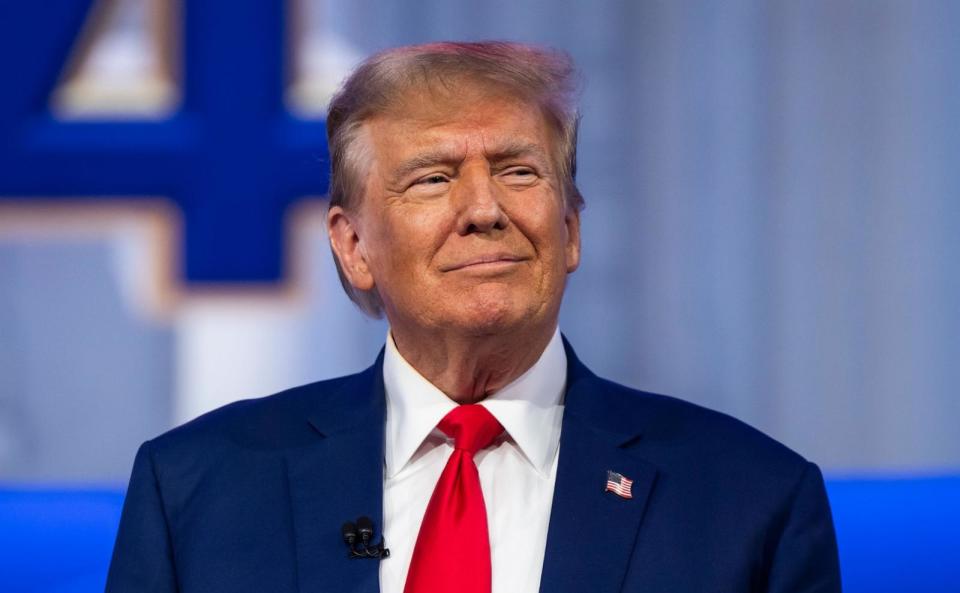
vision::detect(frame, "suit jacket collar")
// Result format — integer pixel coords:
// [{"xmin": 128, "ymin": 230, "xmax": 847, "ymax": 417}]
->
[
  {"xmin": 287, "ymin": 350, "xmax": 387, "ymax": 593},
  {"xmin": 536, "ymin": 337, "xmax": 658, "ymax": 593},
  {"xmin": 286, "ymin": 339, "xmax": 658, "ymax": 593},
  {"xmin": 560, "ymin": 335, "xmax": 648, "ymax": 445}
]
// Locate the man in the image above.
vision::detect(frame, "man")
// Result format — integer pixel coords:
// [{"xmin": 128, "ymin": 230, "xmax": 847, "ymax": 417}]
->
[{"xmin": 106, "ymin": 42, "xmax": 841, "ymax": 593}]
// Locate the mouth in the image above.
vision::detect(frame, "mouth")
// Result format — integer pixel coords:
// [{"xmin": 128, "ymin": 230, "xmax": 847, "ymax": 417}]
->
[{"xmin": 440, "ymin": 254, "xmax": 529, "ymax": 273}]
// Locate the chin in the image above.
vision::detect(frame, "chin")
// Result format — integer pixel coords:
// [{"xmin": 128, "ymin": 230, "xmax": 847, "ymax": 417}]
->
[{"xmin": 447, "ymin": 292, "xmax": 540, "ymax": 337}]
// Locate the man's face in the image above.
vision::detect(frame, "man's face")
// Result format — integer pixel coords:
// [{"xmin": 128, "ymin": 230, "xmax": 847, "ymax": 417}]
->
[{"xmin": 330, "ymin": 87, "xmax": 580, "ymax": 337}]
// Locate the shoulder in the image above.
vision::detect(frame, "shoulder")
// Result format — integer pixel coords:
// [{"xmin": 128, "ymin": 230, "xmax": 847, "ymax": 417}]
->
[
  {"xmin": 146, "ymin": 364, "xmax": 377, "ymax": 461},
  {"xmin": 572, "ymin": 369, "xmax": 813, "ymax": 489},
  {"xmin": 623, "ymin": 378, "xmax": 799, "ymax": 455},
  {"xmin": 131, "ymin": 365, "xmax": 382, "ymax": 515},
  {"xmin": 581, "ymin": 374, "xmax": 827, "ymax": 542},
  {"xmin": 563, "ymin": 337, "xmax": 805, "ymax": 472}
]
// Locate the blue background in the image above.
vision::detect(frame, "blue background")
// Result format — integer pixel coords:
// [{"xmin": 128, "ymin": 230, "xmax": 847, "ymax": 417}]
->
[{"xmin": 3, "ymin": 478, "xmax": 960, "ymax": 592}]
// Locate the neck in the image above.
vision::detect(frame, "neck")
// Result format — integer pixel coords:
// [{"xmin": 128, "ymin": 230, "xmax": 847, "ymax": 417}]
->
[{"xmin": 390, "ymin": 323, "xmax": 558, "ymax": 404}]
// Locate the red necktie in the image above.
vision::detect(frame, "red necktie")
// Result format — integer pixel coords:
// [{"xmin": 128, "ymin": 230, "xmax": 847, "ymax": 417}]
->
[{"xmin": 403, "ymin": 404, "xmax": 504, "ymax": 593}]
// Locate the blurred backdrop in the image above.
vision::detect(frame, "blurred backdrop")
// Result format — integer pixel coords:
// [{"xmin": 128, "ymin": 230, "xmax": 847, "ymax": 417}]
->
[{"xmin": 1, "ymin": 0, "xmax": 958, "ymax": 591}]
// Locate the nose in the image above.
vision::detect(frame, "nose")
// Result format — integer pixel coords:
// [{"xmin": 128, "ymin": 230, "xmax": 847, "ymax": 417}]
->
[{"xmin": 453, "ymin": 168, "xmax": 509, "ymax": 236}]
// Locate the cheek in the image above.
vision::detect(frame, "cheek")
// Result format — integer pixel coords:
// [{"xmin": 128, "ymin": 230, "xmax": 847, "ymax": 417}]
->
[
  {"xmin": 368, "ymin": 206, "xmax": 450, "ymax": 272},
  {"xmin": 511, "ymin": 201, "xmax": 568, "ymax": 256}
]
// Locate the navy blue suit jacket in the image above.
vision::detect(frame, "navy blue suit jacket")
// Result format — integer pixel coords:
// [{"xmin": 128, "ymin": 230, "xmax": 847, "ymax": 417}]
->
[{"xmin": 106, "ymin": 341, "xmax": 841, "ymax": 592}]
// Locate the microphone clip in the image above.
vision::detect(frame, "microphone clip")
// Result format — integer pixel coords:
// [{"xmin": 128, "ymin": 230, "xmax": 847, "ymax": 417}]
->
[{"xmin": 342, "ymin": 516, "xmax": 390, "ymax": 559}]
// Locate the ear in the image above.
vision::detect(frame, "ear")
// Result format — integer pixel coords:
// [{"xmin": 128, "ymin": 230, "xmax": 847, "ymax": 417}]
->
[
  {"xmin": 327, "ymin": 205, "xmax": 375, "ymax": 291},
  {"xmin": 564, "ymin": 207, "xmax": 581, "ymax": 273}
]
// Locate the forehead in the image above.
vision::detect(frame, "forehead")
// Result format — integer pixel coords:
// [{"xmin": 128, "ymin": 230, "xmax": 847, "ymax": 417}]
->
[{"xmin": 363, "ymin": 86, "xmax": 556, "ymax": 161}]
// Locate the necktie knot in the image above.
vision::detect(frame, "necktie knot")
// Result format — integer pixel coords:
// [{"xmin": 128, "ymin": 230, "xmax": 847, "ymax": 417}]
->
[{"xmin": 438, "ymin": 404, "xmax": 504, "ymax": 455}]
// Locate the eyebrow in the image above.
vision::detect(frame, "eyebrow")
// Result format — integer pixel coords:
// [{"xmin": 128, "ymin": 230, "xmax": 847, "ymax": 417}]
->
[
  {"xmin": 391, "ymin": 150, "xmax": 466, "ymax": 184},
  {"xmin": 389, "ymin": 141, "xmax": 551, "ymax": 185},
  {"xmin": 485, "ymin": 141, "xmax": 549, "ymax": 166}
]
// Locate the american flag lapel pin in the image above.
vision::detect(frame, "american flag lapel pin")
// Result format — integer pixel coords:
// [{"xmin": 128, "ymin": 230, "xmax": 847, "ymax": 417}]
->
[{"xmin": 605, "ymin": 470, "xmax": 634, "ymax": 499}]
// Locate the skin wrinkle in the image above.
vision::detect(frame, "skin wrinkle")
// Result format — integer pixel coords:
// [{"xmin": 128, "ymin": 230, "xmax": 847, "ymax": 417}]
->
[{"xmin": 328, "ymin": 87, "xmax": 580, "ymax": 402}]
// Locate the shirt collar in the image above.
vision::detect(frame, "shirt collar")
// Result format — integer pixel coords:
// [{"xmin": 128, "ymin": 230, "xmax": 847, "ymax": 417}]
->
[{"xmin": 383, "ymin": 328, "xmax": 567, "ymax": 479}]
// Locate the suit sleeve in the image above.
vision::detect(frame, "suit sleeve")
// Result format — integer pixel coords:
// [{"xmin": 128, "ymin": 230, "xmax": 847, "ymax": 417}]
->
[
  {"xmin": 766, "ymin": 461, "xmax": 843, "ymax": 593},
  {"xmin": 104, "ymin": 440, "xmax": 179, "ymax": 593}
]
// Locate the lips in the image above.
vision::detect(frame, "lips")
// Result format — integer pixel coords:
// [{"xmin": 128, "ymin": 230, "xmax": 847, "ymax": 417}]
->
[{"xmin": 440, "ymin": 254, "xmax": 528, "ymax": 272}]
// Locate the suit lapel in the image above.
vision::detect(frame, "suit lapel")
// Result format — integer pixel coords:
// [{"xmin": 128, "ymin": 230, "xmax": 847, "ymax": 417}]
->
[
  {"xmin": 286, "ymin": 355, "xmax": 387, "ymax": 593},
  {"xmin": 283, "ymin": 341, "xmax": 657, "ymax": 593},
  {"xmin": 539, "ymin": 342, "xmax": 658, "ymax": 593}
]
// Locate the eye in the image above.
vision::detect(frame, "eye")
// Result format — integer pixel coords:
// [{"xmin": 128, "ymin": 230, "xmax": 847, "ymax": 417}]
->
[
  {"xmin": 501, "ymin": 167, "xmax": 538, "ymax": 185},
  {"xmin": 416, "ymin": 174, "xmax": 450, "ymax": 185},
  {"xmin": 506, "ymin": 167, "xmax": 534, "ymax": 176}
]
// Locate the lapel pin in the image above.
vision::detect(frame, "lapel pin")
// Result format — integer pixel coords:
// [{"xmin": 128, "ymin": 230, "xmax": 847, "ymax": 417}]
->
[{"xmin": 605, "ymin": 470, "xmax": 634, "ymax": 499}]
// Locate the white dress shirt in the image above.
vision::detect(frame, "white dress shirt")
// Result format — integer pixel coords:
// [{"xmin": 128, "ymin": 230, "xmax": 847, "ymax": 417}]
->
[{"xmin": 380, "ymin": 328, "xmax": 567, "ymax": 593}]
